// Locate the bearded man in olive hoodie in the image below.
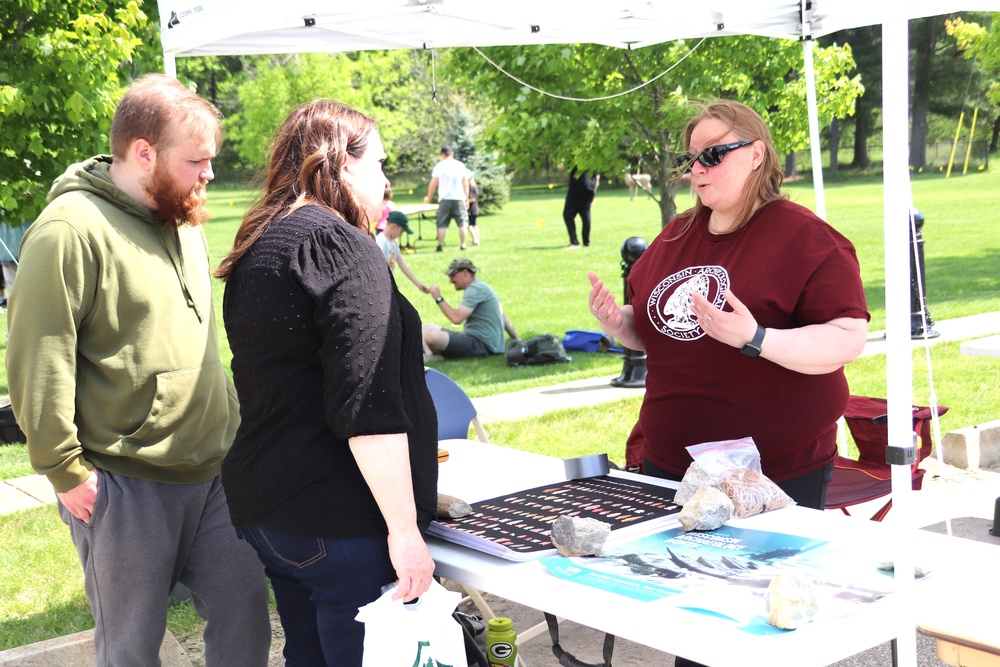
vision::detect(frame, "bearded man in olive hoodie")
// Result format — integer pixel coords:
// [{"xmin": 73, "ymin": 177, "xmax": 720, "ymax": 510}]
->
[{"xmin": 5, "ymin": 74, "xmax": 270, "ymax": 666}]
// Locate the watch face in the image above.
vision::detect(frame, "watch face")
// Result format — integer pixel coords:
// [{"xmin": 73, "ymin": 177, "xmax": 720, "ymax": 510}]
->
[{"xmin": 741, "ymin": 343, "xmax": 762, "ymax": 358}]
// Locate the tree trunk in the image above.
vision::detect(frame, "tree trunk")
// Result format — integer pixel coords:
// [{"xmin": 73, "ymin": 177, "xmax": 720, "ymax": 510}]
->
[
  {"xmin": 851, "ymin": 94, "xmax": 872, "ymax": 170},
  {"xmin": 909, "ymin": 18, "xmax": 935, "ymax": 169},
  {"xmin": 991, "ymin": 114, "xmax": 1000, "ymax": 153},
  {"xmin": 784, "ymin": 152, "xmax": 798, "ymax": 179},
  {"xmin": 657, "ymin": 143, "xmax": 677, "ymax": 228},
  {"xmin": 829, "ymin": 117, "xmax": 840, "ymax": 173}
]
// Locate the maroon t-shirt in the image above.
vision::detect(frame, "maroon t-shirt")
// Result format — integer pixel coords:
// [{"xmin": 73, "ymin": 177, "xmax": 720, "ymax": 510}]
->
[{"xmin": 627, "ymin": 199, "xmax": 870, "ymax": 481}]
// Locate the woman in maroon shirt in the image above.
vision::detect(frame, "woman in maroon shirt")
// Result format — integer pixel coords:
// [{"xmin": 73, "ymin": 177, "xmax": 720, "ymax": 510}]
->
[
  {"xmin": 587, "ymin": 97, "xmax": 869, "ymax": 667},
  {"xmin": 589, "ymin": 99, "xmax": 869, "ymax": 505}
]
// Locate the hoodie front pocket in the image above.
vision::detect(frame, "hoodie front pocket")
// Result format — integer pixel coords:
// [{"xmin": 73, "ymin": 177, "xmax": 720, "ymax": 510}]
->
[{"xmin": 122, "ymin": 362, "xmax": 234, "ymax": 466}]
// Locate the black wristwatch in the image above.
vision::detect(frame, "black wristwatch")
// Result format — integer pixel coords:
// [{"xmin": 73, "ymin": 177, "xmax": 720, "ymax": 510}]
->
[
  {"xmin": 435, "ymin": 296, "xmax": 444, "ymax": 304},
  {"xmin": 741, "ymin": 324, "xmax": 766, "ymax": 358}
]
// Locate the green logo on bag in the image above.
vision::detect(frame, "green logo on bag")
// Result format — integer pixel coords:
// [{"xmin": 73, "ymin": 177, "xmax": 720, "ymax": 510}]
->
[{"xmin": 411, "ymin": 640, "xmax": 453, "ymax": 667}]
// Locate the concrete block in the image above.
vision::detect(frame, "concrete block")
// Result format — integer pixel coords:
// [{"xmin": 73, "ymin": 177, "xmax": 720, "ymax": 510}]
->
[
  {"xmin": 940, "ymin": 420, "xmax": 1000, "ymax": 469},
  {"xmin": 0, "ymin": 481, "xmax": 44, "ymax": 515},
  {"xmin": 0, "ymin": 629, "xmax": 192, "ymax": 666},
  {"xmin": 6, "ymin": 475, "xmax": 57, "ymax": 505}
]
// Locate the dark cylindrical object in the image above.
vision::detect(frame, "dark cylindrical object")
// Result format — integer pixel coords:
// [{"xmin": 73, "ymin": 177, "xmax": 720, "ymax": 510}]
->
[
  {"xmin": 612, "ymin": 237, "xmax": 648, "ymax": 388},
  {"xmin": 991, "ymin": 497, "xmax": 1000, "ymax": 537},
  {"xmin": 910, "ymin": 209, "xmax": 939, "ymax": 339}
]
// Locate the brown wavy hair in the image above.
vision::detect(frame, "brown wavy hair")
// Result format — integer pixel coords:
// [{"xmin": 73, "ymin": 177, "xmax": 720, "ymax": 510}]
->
[
  {"xmin": 672, "ymin": 100, "xmax": 787, "ymax": 238},
  {"xmin": 216, "ymin": 100, "xmax": 376, "ymax": 281}
]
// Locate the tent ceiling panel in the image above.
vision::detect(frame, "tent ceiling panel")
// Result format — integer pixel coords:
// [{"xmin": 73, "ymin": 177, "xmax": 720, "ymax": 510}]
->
[{"xmin": 158, "ymin": 0, "xmax": 1000, "ymax": 57}]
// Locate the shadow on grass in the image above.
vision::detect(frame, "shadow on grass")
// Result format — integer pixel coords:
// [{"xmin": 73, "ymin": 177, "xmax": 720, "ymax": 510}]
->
[{"xmin": 861, "ymin": 246, "xmax": 1000, "ymax": 319}]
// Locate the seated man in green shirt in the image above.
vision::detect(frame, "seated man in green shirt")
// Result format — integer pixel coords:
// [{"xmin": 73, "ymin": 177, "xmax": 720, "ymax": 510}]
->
[{"xmin": 423, "ymin": 258, "xmax": 518, "ymax": 358}]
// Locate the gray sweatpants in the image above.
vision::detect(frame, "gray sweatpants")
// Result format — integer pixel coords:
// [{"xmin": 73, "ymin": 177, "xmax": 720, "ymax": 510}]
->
[{"xmin": 59, "ymin": 470, "xmax": 271, "ymax": 667}]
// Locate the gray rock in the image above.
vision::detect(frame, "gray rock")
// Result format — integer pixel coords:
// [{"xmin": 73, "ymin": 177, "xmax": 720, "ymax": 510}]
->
[
  {"xmin": 673, "ymin": 461, "xmax": 717, "ymax": 506},
  {"xmin": 550, "ymin": 515, "xmax": 612, "ymax": 557},
  {"xmin": 678, "ymin": 486, "xmax": 735, "ymax": 531}
]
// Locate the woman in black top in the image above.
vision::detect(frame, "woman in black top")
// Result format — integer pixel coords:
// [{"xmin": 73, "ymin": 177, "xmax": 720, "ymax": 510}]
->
[{"xmin": 216, "ymin": 100, "xmax": 438, "ymax": 666}]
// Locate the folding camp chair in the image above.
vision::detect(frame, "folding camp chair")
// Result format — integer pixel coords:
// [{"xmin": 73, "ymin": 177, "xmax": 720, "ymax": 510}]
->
[
  {"xmin": 825, "ymin": 395, "xmax": 949, "ymax": 521},
  {"xmin": 424, "ymin": 367, "xmax": 489, "ymax": 442}
]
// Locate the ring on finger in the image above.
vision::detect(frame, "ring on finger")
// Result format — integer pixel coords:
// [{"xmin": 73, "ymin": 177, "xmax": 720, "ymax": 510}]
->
[{"xmin": 706, "ymin": 316, "xmax": 713, "ymax": 323}]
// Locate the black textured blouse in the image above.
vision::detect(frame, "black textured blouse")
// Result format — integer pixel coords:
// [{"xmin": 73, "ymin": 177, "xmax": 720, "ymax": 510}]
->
[{"xmin": 221, "ymin": 204, "xmax": 438, "ymax": 536}]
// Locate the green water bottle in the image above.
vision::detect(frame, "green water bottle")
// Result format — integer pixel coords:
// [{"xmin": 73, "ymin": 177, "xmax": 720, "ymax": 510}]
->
[{"xmin": 486, "ymin": 616, "xmax": 518, "ymax": 667}]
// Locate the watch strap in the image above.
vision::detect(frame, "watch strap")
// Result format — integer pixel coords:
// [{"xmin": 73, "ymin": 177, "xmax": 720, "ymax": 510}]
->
[{"xmin": 741, "ymin": 324, "xmax": 766, "ymax": 358}]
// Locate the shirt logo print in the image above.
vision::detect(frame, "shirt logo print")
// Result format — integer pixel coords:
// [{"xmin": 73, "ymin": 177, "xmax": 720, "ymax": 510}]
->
[{"xmin": 647, "ymin": 265, "xmax": 729, "ymax": 341}]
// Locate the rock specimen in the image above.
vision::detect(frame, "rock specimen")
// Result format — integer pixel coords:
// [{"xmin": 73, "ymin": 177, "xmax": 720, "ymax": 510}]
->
[
  {"xmin": 765, "ymin": 573, "xmax": 819, "ymax": 629},
  {"xmin": 677, "ymin": 486, "xmax": 735, "ymax": 531},
  {"xmin": 673, "ymin": 461, "xmax": 717, "ymax": 506},
  {"xmin": 436, "ymin": 493, "xmax": 473, "ymax": 519},
  {"xmin": 550, "ymin": 515, "xmax": 612, "ymax": 557}
]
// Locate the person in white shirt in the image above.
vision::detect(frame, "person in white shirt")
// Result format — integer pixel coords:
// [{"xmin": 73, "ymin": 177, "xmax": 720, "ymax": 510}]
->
[
  {"xmin": 376, "ymin": 211, "xmax": 429, "ymax": 293},
  {"xmin": 423, "ymin": 145, "xmax": 469, "ymax": 252}
]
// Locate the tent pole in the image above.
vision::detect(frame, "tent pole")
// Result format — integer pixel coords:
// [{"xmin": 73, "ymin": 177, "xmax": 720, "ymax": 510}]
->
[
  {"xmin": 164, "ymin": 53, "xmax": 177, "ymax": 78},
  {"xmin": 802, "ymin": 38, "xmax": 826, "ymax": 221},
  {"xmin": 882, "ymin": 15, "xmax": 918, "ymax": 667}
]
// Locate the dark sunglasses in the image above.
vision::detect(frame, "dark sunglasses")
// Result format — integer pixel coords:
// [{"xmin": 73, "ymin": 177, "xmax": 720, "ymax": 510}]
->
[{"xmin": 674, "ymin": 141, "xmax": 753, "ymax": 173}]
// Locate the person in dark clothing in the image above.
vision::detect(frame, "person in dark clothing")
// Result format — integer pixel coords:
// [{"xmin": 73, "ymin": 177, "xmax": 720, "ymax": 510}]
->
[
  {"xmin": 216, "ymin": 100, "xmax": 438, "ymax": 667},
  {"xmin": 563, "ymin": 166, "xmax": 600, "ymax": 248}
]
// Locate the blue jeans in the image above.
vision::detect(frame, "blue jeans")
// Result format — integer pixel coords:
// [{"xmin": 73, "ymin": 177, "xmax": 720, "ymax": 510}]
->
[{"xmin": 238, "ymin": 526, "xmax": 395, "ymax": 667}]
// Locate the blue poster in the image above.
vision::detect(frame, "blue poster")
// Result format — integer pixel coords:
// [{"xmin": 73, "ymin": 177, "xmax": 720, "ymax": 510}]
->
[
  {"xmin": 541, "ymin": 525, "xmax": 826, "ymax": 602},
  {"xmin": 540, "ymin": 525, "xmax": 892, "ymax": 633}
]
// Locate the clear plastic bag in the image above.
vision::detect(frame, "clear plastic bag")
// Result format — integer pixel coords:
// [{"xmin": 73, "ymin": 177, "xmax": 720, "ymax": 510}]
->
[{"xmin": 684, "ymin": 437, "xmax": 794, "ymax": 518}]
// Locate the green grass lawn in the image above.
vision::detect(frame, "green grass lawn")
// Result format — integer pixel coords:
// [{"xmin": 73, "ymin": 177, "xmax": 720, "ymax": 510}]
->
[
  {"xmin": 3, "ymin": 169, "xmax": 1000, "ymax": 474},
  {"xmin": 2, "ymin": 167, "xmax": 1000, "ymax": 650}
]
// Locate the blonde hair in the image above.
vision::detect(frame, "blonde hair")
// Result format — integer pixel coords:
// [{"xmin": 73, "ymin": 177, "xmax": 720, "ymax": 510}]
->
[{"xmin": 673, "ymin": 100, "xmax": 786, "ymax": 237}]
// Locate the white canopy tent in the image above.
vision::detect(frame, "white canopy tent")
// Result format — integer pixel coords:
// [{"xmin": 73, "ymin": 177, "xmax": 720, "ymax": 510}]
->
[{"xmin": 158, "ymin": 2, "xmax": 1000, "ymax": 663}]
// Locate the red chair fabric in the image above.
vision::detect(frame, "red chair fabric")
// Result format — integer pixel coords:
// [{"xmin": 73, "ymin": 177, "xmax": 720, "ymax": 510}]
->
[{"xmin": 825, "ymin": 396, "xmax": 949, "ymax": 521}]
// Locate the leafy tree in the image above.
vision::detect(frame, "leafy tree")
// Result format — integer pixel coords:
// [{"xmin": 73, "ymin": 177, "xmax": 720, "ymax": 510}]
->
[
  {"xmin": 823, "ymin": 26, "xmax": 880, "ymax": 171},
  {"xmin": 947, "ymin": 15, "xmax": 1000, "ymax": 152},
  {"xmin": 948, "ymin": 16, "xmax": 1000, "ymax": 98},
  {"xmin": 448, "ymin": 37, "xmax": 861, "ymax": 227},
  {"xmin": 174, "ymin": 56, "xmax": 249, "ymax": 179},
  {"xmin": 0, "ymin": 0, "xmax": 147, "ymax": 222},
  {"xmin": 910, "ymin": 16, "xmax": 987, "ymax": 169},
  {"xmin": 225, "ymin": 50, "xmax": 453, "ymax": 182}
]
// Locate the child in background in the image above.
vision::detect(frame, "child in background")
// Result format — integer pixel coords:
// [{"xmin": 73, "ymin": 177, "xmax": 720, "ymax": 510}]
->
[
  {"xmin": 377, "ymin": 211, "xmax": 429, "ymax": 293},
  {"xmin": 374, "ymin": 185, "xmax": 395, "ymax": 233}
]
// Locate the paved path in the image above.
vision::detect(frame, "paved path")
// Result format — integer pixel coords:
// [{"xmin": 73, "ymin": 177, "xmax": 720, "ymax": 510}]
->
[{"xmin": 2, "ymin": 311, "xmax": 1000, "ymax": 517}]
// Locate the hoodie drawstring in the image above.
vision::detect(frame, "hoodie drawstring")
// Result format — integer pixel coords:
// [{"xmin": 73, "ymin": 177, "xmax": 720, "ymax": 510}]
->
[{"xmin": 162, "ymin": 227, "xmax": 204, "ymax": 323}]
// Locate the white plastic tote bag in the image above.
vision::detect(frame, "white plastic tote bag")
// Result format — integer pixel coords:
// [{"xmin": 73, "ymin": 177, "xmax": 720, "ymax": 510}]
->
[{"xmin": 356, "ymin": 580, "xmax": 468, "ymax": 667}]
